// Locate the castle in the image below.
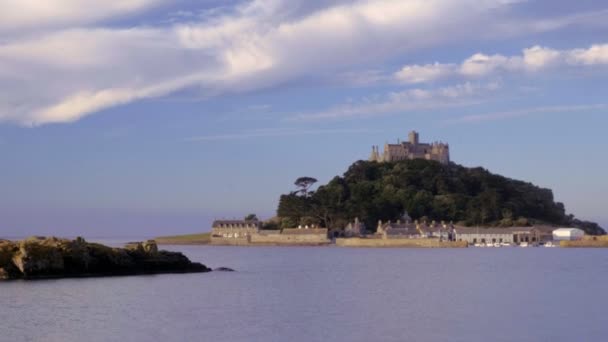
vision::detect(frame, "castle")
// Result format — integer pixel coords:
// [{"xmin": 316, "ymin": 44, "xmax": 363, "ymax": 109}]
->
[{"xmin": 369, "ymin": 131, "xmax": 450, "ymax": 165}]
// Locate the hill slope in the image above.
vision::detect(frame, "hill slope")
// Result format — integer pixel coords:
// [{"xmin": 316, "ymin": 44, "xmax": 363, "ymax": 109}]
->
[{"xmin": 277, "ymin": 159, "xmax": 605, "ymax": 235}]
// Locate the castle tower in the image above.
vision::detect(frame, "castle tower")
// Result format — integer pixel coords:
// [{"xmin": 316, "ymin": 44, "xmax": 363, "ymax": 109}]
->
[
  {"xmin": 408, "ymin": 131, "xmax": 419, "ymax": 145},
  {"xmin": 369, "ymin": 146, "xmax": 377, "ymax": 162}
]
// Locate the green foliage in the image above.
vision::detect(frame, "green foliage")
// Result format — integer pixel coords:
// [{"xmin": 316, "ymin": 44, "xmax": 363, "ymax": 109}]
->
[
  {"xmin": 244, "ymin": 213, "xmax": 258, "ymax": 221},
  {"xmin": 261, "ymin": 221, "xmax": 280, "ymax": 230},
  {"xmin": 294, "ymin": 176, "xmax": 318, "ymax": 197},
  {"xmin": 280, "ymin": 217, "xmax": 298, "ymax": 229},
  {"xmin": 276, "ymin": 159, "xmax": 605, "ymax": 235}
]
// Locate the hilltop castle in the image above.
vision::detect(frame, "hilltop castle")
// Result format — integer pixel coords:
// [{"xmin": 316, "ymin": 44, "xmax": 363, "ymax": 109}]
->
[{"xmin": 369, "ymin": 131, "xmax": 450, "ymax": 165}]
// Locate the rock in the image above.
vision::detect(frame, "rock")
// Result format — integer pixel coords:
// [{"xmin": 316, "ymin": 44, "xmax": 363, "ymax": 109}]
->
[
  {"xmin": 12, "ymin": 238, "xmax": 65, "ymax": 277},
  {"xmin": 124, "ymin": 242, "xmax": 145, "ymax": 253},
  {"xmin": 0, "ymin": 237, "xmax": 211, "ymax": 280},
  {"xmin": 143, "ymin": 240, "xmax": 158, "ymax": 254},
  {"xmin": 0, "ymin": 240, "xmax": 16, "ymax": 266},
  {"xmin": 214, "ymin": 267, "xmax": 235, "ymax": 272}
]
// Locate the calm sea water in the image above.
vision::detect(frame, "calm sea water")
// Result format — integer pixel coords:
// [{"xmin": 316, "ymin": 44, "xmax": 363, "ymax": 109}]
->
[{"xmin": 1, "ymin": 244, "xmax": 607, "ymax": 342}]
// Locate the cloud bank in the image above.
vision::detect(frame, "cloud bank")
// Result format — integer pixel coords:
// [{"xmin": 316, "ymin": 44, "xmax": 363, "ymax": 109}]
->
[
  {"xmin": 395, "ymin": 44, "xmax": 608, "ymax": 83},
  {"xmin": 0, "ymin": 0, "xmax": 606, "ymax": 125}
]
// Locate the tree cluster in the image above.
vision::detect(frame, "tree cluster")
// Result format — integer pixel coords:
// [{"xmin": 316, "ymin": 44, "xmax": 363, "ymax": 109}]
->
[{"xmin": 277, "ymin": 159, "xmax": 605, "ymax": 235}]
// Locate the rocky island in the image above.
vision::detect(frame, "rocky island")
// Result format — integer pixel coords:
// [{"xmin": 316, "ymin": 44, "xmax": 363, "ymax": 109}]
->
[{"xmin": 0, "ymin": 237, "xmax": 211, "ymax": 280}]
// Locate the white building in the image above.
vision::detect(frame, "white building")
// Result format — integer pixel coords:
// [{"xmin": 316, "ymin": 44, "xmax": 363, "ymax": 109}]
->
[{"xmin": 552, "ymin": 228, "xmax": 585, "ymax": 241}]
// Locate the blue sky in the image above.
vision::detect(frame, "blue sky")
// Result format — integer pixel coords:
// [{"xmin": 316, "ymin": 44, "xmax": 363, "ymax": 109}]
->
[{"xmin": 0, "ymin": 0, "xmax": 607, "ymax": 237}]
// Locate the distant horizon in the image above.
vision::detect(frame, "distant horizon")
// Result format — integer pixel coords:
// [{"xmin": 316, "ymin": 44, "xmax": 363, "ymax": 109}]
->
[{"xmin": 1, "ymin": 0, "xmax": 608, "ymax": 237}]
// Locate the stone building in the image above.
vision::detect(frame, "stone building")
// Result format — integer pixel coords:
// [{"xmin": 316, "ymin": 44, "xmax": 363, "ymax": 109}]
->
[
  {"xmin": 376, "ymin": 219, "xmax": 455, "ymax": 240},
  {"xmin": 454, "ymin": 227, "xmax": 541, "ymax": 245},
  {"xmin": 211, "ymin": 219, "xmax": 261, "ymax": 239},
  {"xmin": 376, "ymin": 220, "xmax": 421, "ymax": 239},
  {"xmin": 344, "ymin": 218, "xmax": 366, "ymax": 237},
  {"xmin": 418, "ymin": 221, "xmax": 455, "ymax": 241},
  {"xmin": 370, "ymin": 131, "xmax": 450, "ymax": 165},
  {"xmin": 552, "ymin": 228, "xmax": 585, "ymax": 241}
]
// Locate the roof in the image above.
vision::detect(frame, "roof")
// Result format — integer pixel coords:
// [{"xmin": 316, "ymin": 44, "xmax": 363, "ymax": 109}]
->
[
  {"xmin": 454, "ymin": 227, "xmax": 538, "ymax": 235},
  {"xmin": 383, "ymin": 223, "xmax": 420, "ymax": 236},
  {"xmin": 212, "ymin": 219, "xmax": 261, "ymax": 228},
  {"xmin": 419, "ymin": 224, "xmax": 452, "ymax": 233}
]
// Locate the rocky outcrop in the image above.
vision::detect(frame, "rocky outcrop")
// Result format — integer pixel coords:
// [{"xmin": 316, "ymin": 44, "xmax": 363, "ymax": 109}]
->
[
  {"xmin": 214, "ymin": 267, "xmax": 235, "ymax": 272},
  {"xmin": 0, "ymin": 237, "xmax": 211, "ymax": 280}
]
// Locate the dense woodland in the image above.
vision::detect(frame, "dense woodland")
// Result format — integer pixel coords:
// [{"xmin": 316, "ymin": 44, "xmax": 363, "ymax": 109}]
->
[{"xmin": 276, "ymin": 159, "xmax": 605, "ymax": 235}]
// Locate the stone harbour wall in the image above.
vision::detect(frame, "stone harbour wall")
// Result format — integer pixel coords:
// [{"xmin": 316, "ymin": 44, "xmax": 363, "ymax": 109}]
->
[
  {"xmin": 250, "ymin": 232, "xmax": 330, "ymax": 246},
  {"xmin": 210, "ymin": 236, "xmax": 251, "ymax": 246},
  {"xmin": 336, "ymin": 237, "xmax": 468, "ymax": 248}
]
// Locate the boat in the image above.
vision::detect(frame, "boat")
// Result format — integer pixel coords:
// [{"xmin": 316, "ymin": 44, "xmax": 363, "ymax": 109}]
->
[
  {"xmin": 493, "ymin": 243, "xmax": 501, "ymax": 248},
  {"xmin": 500, "ymin": 242, "xmax": 512, "ymax": 247},
  {"xmin": 544, "ymin": 241, "xmax": 556, "ymax": 248},
  {"xmin": 520, "ymin": 242, "xmax": 529, "ymax": 247}
]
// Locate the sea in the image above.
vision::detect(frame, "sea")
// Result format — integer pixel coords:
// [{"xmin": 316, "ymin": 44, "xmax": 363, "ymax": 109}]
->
[{"xmin": 1, "ymin": 243, "xmax": 607, "ymax": 342}]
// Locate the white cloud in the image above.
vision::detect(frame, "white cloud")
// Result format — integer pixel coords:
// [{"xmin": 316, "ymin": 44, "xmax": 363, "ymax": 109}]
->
[
  {"xmin": 522, "ymin": 46, "xmax": 562, "ymax": 70},
  {"xmin": 568, "ymin": 44, "xmax": 608, "ymax": 65},
  {"xmin": 291, "ymin": 82, "xmax": 500, "ymax": 121},
  {"xmin": 2, "ymin": 0, "xmax": 528, "ymax": 125},
  {"xmin": 1, "ymin": 0, "xmax": 607, "ymax": 126},
  {"xmin": 0, "ymin": 0, "xmax": 164, "ymax": 33},
  {"xmin": 395, "ymin": 43, "xmax": 608, "ymax": 82},
  {"xmin": 30, "ymin": 72, "xmax": 215, "ymax": 125},
  {"xmin": 459, "ymin": 53, "xmax": 518, "ymax": 76},
  {"xmin": 395, "ymin": 63, "xmax": 455, "ymax": 83}
]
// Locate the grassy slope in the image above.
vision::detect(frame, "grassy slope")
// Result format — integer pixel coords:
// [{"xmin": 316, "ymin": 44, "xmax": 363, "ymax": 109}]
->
[{"xmin": 155, "ymin": 233, "xmax": 211, "ymax": 245}]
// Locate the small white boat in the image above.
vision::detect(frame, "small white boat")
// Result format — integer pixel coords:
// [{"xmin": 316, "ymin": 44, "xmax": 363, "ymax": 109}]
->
[
  {"xmin": 520, "ymin": 242, "xmax": 529, "ymax": 248},
  {"xmin": 474, "ymin": 243, "xmax": 483, "ymax": 247},
  {"xmin": 544, "ymin": 241, "xmax": 556, "ymax": 248},
  {"xmin": 501, "ymin": 242, "xmax": 512, "ymax": 247},
  {"xmin": 493, "ymin": 243, "xmax": 501, "ymax": 248}
]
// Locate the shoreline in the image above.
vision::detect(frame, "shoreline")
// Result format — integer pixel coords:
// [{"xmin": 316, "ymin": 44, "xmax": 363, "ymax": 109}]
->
[{"xmin": 154, "ymin": 232, "xmax": 608, "ymax": 248}]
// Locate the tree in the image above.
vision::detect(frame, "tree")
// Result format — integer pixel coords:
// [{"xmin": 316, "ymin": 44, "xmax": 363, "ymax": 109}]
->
[
  {"xmin": 294, "ymin": 177, "xmax": 318, "ymax": 197},
  {"xmin": 262, "ymin": 221, "xmax": 280, "ymax": 230},
  {"xmin": 244, "ymin": 213, "xmax": 258, "ymax": 221}
]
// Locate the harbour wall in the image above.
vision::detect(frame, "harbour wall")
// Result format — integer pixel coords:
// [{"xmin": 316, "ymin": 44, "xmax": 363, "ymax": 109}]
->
[
  {"xmin": 210, "ymin": 229, "xmax": 331, "ymax": 246},
  {"xmin": 250, "ymin": 230, "xmax": 330, "ymax": 246},
  {"xmin": 336, "ymin": 237, "xmax": 468, "ymax": 248},
  {"xmin": 560, "ymin": 235, "xmax": 608, "ymax": 248},
  {"xmin": 210, "ymin": 236, "xmax": 250, "ymax": 246}
]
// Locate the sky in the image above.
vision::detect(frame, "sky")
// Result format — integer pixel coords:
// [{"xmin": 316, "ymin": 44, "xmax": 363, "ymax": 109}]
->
[{"xmin": 0, "ymin": 0, "xmax": 607, "ymax": 238}]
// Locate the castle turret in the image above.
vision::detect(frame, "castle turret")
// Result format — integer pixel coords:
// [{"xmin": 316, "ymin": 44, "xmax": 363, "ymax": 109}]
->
[
  {"xmin": 369, "ymin": 146, "xmax": 378, "ymax": 162},
  {"xmin": 408, "ymin": 131, "xmax": 419, "ymax": 145}
]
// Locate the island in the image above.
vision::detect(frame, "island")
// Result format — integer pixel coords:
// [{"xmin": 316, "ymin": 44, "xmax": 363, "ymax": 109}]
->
[
  {"xmin": 157, "ymin": 131, "xmax": 606, "ymax": 248},
  {"xmin": 0, "ymin": 237, "xmax": 211, "ymax": 280}
]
